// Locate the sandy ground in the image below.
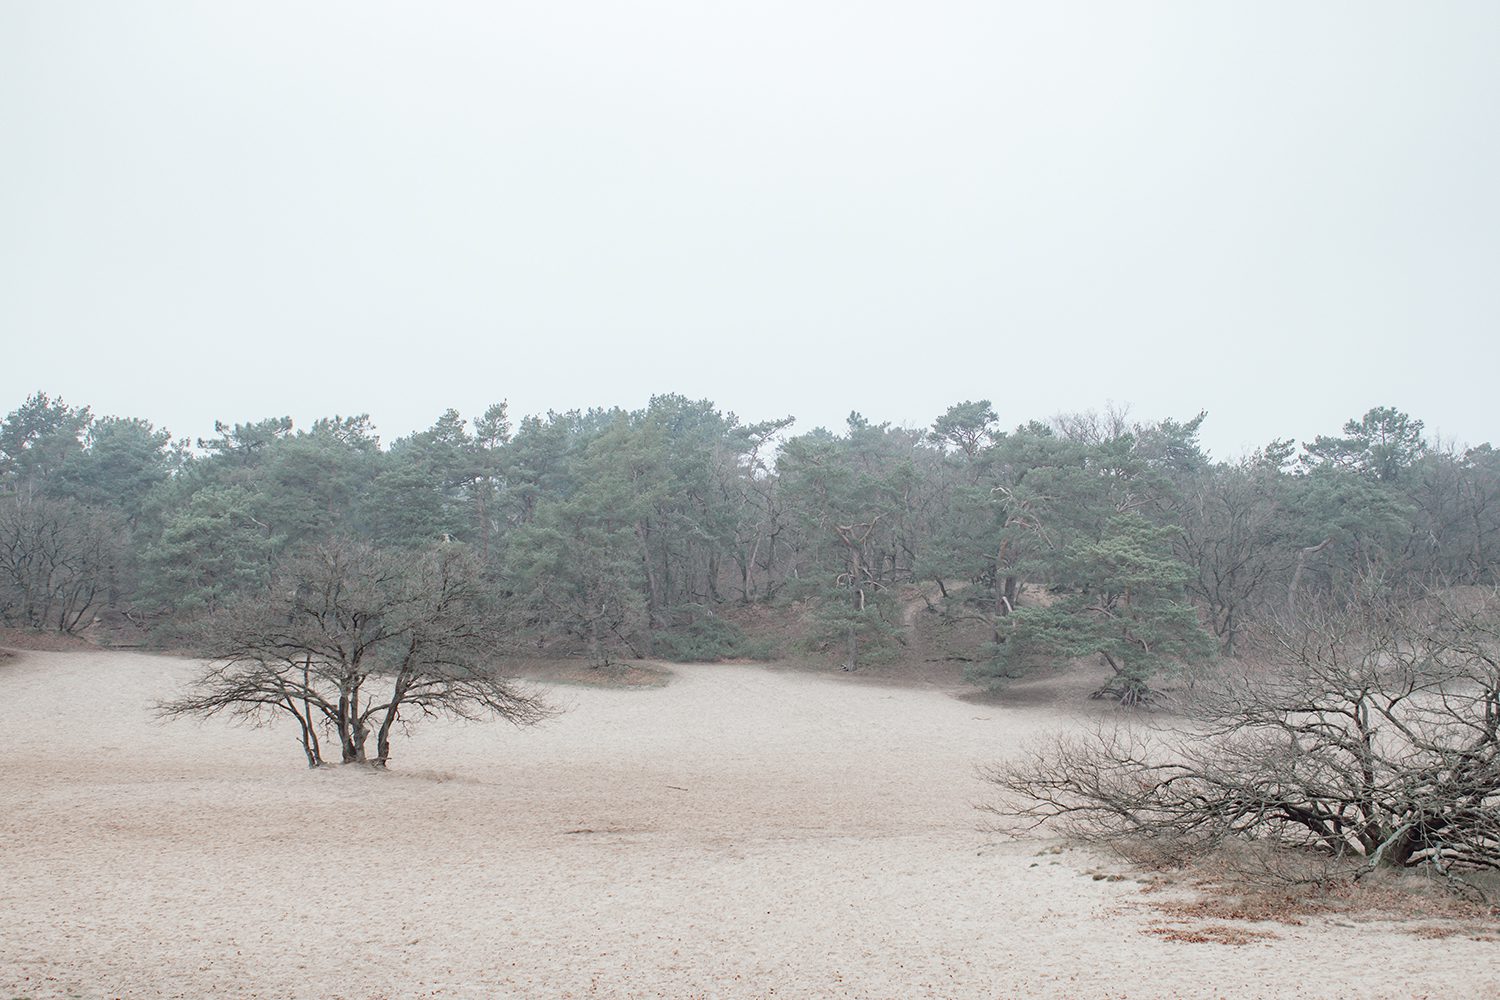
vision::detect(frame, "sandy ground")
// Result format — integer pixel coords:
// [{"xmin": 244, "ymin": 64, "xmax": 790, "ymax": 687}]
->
[{"xmin": 1, "ymin": 650, "xmax": 1496, "ymax": 1000}]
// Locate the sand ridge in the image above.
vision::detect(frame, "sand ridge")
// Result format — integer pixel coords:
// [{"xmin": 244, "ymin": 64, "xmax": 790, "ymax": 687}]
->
[{"xmin": 1, "ymin": 649, "xmax": 1495, "ymax": 999}]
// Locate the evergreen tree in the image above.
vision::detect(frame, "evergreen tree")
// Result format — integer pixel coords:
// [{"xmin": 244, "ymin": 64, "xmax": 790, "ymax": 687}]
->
[
  {"xmin": 0, "ymin": 391, "xmax": 92, "ymax": 492},
  {"xmin": 989, "ymin": 512, "xmax": 1216, "ymax": 703}
]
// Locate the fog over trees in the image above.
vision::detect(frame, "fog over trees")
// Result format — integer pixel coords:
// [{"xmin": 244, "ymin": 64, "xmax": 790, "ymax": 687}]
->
[{"xmin": 4, "ymin": 390, "xmax": 1497, "ymax": 699}]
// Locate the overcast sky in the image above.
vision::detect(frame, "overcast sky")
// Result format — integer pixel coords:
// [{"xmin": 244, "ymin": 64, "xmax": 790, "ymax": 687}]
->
[{"xmin": 3, "ymin": 1, "xmax": 1497, "ymax": 458}]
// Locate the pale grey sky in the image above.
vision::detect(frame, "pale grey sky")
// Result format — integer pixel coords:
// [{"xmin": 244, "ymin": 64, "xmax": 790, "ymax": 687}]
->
[{"xmin": 3, "ymin": 1, "xmax": 1497, "ymax": 457}]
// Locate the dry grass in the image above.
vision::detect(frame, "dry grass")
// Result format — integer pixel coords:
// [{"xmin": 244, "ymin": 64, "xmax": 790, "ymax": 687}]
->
[
  {"xmin": 507, "ymin": 656, "xmax": 674, "ymax": 689},
  {"xmin": 1142, "ymin": 922, "xmax": 1281, "ymax": 945},
  {"xmin": 0, "ymin": 626, "xmax": 95, "ymax": 652},
  {"xmin": 1143, "ymin": 882, "xmax": 1333, "ymax": 927},
  {"xmin": 1126, "ymin": 847, "xmax": 1500, "ymax": 947}
]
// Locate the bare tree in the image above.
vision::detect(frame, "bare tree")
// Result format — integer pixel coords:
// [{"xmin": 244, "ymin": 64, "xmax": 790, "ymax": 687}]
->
[
  {"xmin": 986, "ymin": 584, "xmax": 1500, "ymax": 877},
  {"xmin": 161, "ymin": 538, "xmax": 553, "ymax": 767},
  {"xmin": 0, "ymin": 494, "xmax": 124, "ymax": 633}
]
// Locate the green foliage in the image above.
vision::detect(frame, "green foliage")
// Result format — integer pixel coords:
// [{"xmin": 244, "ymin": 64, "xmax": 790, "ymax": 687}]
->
[
  {"xmin": 928, "ymin": 399, "xmax": 997, "ymax": 461},
  {"xmin": 50, "ymin": 416, "xmax": 175, "ymax": 528},
  {"xmin": 195, "ymin": 416, "xmax": 294, "ymax": 467},
  {"xmin": 256, "ymin": 423, "xmax": 378, "ymax": 546},
  {"xmin": 0, "ymin": 391, "xmax": 92, "ymax": 490},
  {"xmin": 365, "ymin": 410, "xmax": 477, "ymax": 547},
  {"xmin": 1285, "ymin": 466, "xmax": 1415, "ymax": 585},
  {"xmin": 653, "ymin": 607, "xmax": 775, "ymax": 662},
  {"xmin": 502, "ymin": 408, "xmax": 616, "ymax": 524},
  {"xmin": 502, "ymin": 475, "xmax": 648, "ymax": 665},
  {"xmin": 778, "ymin": 413, "xmax": 935, "ymax": 668},
  {"xmin": 6, "ymin": 386, "xmax": 1498, "ymax": 703},
  {"xmin": 983, "ymin": 513, "xmax": 1216, "ymax": 702},
  {"xmin": 802, "ymin": 582, "xmax": 905, "ymax": 668},
  {"xmin": 1303, "ymin": 406, "xmax": 1427, "ymax": 482},
  {"xmin": 142, "ymin": 485, "xmax": 275, "ymax": 613}
]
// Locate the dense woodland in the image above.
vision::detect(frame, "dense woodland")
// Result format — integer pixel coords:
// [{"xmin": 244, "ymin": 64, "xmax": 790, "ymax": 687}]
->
[{"xmin": 2, "ymin": 390, "xmax": 1497, "ymax": 701}]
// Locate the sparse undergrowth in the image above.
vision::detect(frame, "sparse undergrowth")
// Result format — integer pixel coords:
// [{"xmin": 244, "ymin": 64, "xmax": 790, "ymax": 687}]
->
[
  {"xmin": 514, "ymin": 658, "xmax": 673, "ymax": 689},
  {"xmin": 1122, "ymin": 846, "xmax": 1500, "ymax": 945},
  {"xmin": 0, "ymin": 627, "xmax": 96, "ymax": 652},
  {"xmin": 653, "ymin": 610, "xmax": 777, "ymax": 663}
]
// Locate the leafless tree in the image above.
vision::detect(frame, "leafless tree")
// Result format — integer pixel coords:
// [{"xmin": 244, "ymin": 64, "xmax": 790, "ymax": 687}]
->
[
  {"xmin": 985, "ymin": 583, "xmax": 1500, "ymax": 877},
  {"xmin": 0, "ymin": 494, "xmax": 124, "ymax": 633},
  {"xmin": 160, "ymin": 538, "xmax": 554, "ymax": 767}
]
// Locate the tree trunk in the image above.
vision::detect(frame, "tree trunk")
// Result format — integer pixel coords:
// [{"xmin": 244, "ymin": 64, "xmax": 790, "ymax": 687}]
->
[
  {"xmin": 707, "ymin": 553, "xmax": 723, "ymax": 603},
  {"xmin": 375, "ymin": 669, "xmax": 415, "ymax": 767},
  {"xmin": 337, "ymin": 691, "xmax": 353, "ymax": 761},
  {"xmin": 295, "ymin": 708, "xmax": 322, "ymax": 768},
  {"xmin": 475, "ymin": 482, "xmax": 490, "ymax": 562},
  {"xmin": 301, "ymin": 655, "xmax": 322, "ymax": 767},
  {"xmin": 1370, "ymin": 824, "xmax": 1419, "ymax": 869},
  {"xmin": 589, "ymin": 612, "xmax": 603, "ymax": 668},
  {"xmin": 636, "ymin": 521, "xmax": 662, "ymax": 629},
  {"xmin": 338, "ymin": 684, "xmax": 368, "ymax": 763},
  {"xmin": 1288, "ymin": 538, "xmax": 1333, "ymax": 618},
  {"xmin": 374, "ymin": 708, "xmax": 396, "ymax": 767}
]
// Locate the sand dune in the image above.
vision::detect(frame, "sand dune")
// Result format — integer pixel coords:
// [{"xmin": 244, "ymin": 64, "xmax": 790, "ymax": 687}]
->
[{"xmin": 1, "ymin": 649, "xmax": 1494, "ymax": 999}]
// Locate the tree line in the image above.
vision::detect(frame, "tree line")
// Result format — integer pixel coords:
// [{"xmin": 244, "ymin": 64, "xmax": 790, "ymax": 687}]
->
[{"xmin": 2, "ymin": 390, "xmax": 1497, "ymax": 700}]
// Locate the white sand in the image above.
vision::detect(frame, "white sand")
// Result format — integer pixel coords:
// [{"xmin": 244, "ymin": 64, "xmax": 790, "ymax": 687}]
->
[{"xmin": 1, "ymin": 649, "xmax": 1494, "ymax": 1000}]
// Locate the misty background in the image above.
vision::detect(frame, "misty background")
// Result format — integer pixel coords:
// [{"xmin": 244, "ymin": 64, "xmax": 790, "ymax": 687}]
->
[{"xmin": 3, "ymin": 1, "xmax": 1497, "ymax": 455}]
